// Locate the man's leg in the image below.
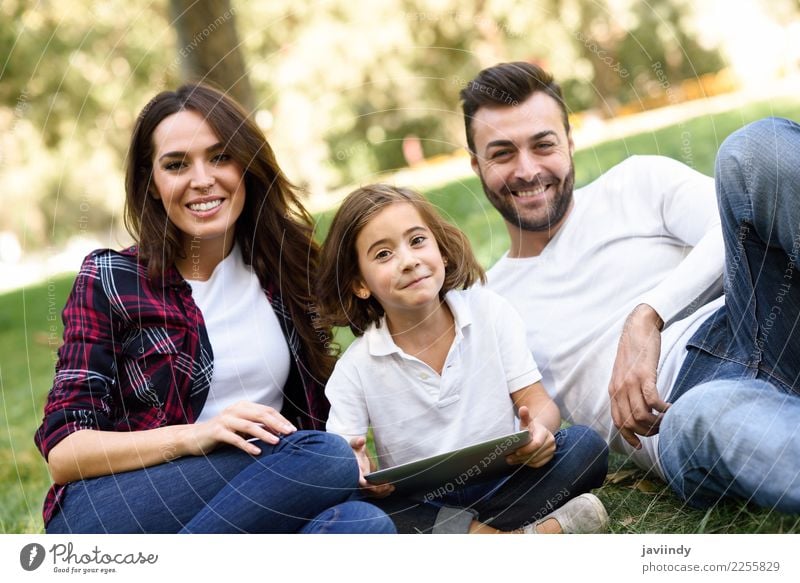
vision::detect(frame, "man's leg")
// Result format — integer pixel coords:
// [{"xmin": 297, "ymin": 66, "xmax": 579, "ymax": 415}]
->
[
  {"xmin": 660, "ymin": 117, "xmax": 800, "ymax": 511},
  {"xmin": 714, "ymin": 116, "xmax": 800, "ymax": 387},
  {"xmin": 660, "ymin": 379, "xmax": 800, "ymax": 511}
]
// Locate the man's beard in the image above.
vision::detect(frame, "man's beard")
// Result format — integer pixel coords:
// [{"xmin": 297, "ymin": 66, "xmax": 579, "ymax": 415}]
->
[{"xmin": 478, "ymin": 163, "xmax": 575, "ymax": 232}]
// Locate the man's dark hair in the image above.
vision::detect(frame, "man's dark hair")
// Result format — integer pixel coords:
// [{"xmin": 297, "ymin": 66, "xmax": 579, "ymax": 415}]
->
[{"xmin": 459, "ymin": 61, "xmax": 570, "ymax": 153}]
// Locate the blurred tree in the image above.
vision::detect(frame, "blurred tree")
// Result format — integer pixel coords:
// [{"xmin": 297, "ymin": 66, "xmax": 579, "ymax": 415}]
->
[
  {"xmin": 168, "ymin": 0, "xmax": 254, "ymax": 111},
  {"xmin": 2, "ymin": 0, "xmax": 799, "ymax": 251},
  {"xmin": 0, "ymin": 1, "xmax": 173, "ymax": 247}
]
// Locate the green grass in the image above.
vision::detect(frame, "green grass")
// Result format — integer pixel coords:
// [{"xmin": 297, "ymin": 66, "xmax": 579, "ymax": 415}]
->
[
  {"xmin": 600, "ymin": 453, "xmax": 799, "ymax": 533},
  {"xmin": 4, "ymin": 98, "xmax": 800, "ymax": 533},
  {"xmin": 0, "ymin": 274, "xmax": 74, "ymax": 533}
]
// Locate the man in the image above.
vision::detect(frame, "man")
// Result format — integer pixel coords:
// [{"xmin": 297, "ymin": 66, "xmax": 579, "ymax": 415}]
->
[{"xmin": 460, "ymin": 61, "xmax": 800, "ymax": 511}]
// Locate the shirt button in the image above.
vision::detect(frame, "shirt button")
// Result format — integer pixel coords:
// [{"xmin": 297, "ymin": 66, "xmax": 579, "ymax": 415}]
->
[{"xmin": 419, "ymin": 373, "xmax": 429, "ymax": 380}]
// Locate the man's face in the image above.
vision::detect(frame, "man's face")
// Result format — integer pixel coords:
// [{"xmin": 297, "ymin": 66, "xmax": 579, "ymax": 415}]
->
[{"xmin": 470, "ymin": 92, "xmax": 575, "ymax": 233}]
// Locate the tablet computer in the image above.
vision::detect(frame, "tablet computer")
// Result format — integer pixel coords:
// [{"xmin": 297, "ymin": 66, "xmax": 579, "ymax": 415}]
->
[{"xmin": 364, "ymin": 430, "xmax": 530, "ymax": 496}]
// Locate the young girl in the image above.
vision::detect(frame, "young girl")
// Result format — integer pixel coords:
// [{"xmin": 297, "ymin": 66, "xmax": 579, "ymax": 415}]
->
[{"xmin": 317, "ymin": 184, "xmax": 609, "ymax": 534}]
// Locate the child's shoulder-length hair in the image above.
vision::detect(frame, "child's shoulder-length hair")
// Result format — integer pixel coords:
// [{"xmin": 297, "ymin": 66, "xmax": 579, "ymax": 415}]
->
[{"xmin": 316, "ymin": 183, "xmax": 486, "ymax": 338}]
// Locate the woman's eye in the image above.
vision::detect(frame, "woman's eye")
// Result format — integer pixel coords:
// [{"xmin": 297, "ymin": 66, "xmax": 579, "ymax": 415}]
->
[
  {"xmin": 163, "ymin": 160, "xmax": 186, "ymax": 171},
  {"xmin": 375, "ymin": 250, "xmax": 391, "ymax": 260},
  {"xmin": 410, "ymin": 235, "xmax": 426, "ymax": 246},
  {"xmin": 212, "ymin": 153, "xmax": 230, "ymax": 164}
]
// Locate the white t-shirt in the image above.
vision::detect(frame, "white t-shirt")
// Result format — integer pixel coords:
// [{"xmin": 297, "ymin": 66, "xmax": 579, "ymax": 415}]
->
[
  {"xmin": 325, "ymin": 288, "xmax": 542, "ymax": 468},
  {"xmin": 189, "ymin": 245, "xmax": 291, "ymax": 422},
  {"xmin": 487, "ymin": 155, "xmax": 725, "ymax": 476}
]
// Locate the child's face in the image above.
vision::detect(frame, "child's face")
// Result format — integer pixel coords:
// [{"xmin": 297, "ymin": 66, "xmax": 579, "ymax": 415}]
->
[{"xmin": 353, "ymin": 202, "xmax": 446, "ymax": 321}]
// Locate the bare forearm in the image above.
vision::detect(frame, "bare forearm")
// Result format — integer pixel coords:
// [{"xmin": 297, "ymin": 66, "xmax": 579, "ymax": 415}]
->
[
  {"xmin": 512, "ymin": 383, "xmax": 561, "ymax": 433},
  {"xmin": 47, "ymin": 425, "xmax": 195, "ymax": 485},
  {"xmin": 530, "ymin": 399, "xmax": 561, "ymax": 433},
  {"xmin": 609, "ymin": 303, "xmax": 668, "ymax": 447}
]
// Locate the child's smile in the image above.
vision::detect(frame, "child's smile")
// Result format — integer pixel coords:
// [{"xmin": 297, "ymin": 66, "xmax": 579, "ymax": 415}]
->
[{"xmin": 354, "ymin": 202, "xmax": 447, "ymax": 322}]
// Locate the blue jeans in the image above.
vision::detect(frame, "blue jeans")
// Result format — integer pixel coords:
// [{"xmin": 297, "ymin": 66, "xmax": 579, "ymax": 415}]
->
[
  {"xmin": 368, "ymin": 425, "xmax": 608, "ymax": 533},
  {"xmin": 659, "ymin": 117, "xmax": 800, "ymax": 512},
  {"xmin": 46, "ymin": 430, "xmax": 395, "ymax": 533}
]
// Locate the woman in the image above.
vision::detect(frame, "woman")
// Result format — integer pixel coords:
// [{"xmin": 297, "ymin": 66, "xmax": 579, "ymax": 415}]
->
[{"xmin": 34, "ymin": 84, "xmax": 394, "ymax": 534}]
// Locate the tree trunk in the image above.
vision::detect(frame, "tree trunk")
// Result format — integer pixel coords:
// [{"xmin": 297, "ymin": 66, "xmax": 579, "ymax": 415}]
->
[{"xmin": 169, "ymin": 0, "xmax": 254, "ymax": 112}]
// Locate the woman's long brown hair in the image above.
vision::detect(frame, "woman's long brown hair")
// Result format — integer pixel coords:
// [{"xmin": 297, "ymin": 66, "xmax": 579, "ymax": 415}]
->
[{"xmin": 124, "ymin": 83, "xmax": 335, "ymax": 385}]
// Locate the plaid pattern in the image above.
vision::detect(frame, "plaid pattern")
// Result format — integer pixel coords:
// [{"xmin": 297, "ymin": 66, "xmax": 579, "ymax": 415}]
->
[{"xmin": 34, "ymin": 247, "xmax": 329, "ymax": 525}]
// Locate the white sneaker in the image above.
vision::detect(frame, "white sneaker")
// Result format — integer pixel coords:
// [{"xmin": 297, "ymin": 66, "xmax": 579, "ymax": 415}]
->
[{"xmin": 525, "ymin": 493, "xmax": 609, "ymax": 534}]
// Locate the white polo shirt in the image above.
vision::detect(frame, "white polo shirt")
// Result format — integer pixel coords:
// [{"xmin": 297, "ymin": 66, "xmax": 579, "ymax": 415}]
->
[{"xmin": 325, "ymin": 287, "xmax": 542, "ymax": 468}]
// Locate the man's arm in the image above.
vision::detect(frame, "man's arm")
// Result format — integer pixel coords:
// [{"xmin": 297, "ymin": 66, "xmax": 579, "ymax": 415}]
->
[
  {"xmin": 608, "ymin": 304, "xmax": 666, "ymax": 448},
  {"xmin": 636, "ymin": 155, "xmax": 724, "ymax": 323},
  {"xmin": 608, "ymin": 156, "xmax": 724, "ymax": 448}
]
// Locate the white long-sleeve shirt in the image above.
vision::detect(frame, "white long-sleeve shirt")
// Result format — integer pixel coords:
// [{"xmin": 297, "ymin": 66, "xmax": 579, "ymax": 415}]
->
[{"xmin": 487, "ymin": 155, "xmax": 725, "ymax": 475}]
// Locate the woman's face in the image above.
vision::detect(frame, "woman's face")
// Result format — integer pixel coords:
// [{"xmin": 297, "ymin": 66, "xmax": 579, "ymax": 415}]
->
[{"xmin": 150, "ymin": 109, "xmax": 246, "ymax": 248}]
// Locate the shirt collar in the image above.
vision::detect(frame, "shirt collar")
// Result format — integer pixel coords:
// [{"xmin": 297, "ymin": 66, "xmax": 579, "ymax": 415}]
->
[{"xmin": 364, "ymin": 290, "xmax": 473, "ymax": 357}]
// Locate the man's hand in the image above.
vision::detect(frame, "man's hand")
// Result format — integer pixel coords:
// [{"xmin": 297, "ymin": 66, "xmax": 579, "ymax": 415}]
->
[
  {"xmin": 608, "ymin": 304, "xmax": 670, "ymax": 448},
  {"xmin": 506, "ymin": 406, "xmax": 556, "ymax": 467},
  {"xmin": 349, "ymin": 436, "xmax": 394, "ymax": 498}
]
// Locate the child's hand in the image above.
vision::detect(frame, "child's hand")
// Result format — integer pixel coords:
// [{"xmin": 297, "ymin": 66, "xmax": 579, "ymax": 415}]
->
[
  {"xmin": 349, "ymin": 437, "xmax": 395, "ymax": 498},
  {"xmin": 506, "ymin": 406, "xmax": 556, "ymax": 468}
]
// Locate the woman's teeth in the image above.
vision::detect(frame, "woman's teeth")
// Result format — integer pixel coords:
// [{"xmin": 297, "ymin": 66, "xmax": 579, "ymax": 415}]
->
[{"xmin": 189, "ymin": 200, "xmax": 223, "ymax": 211}]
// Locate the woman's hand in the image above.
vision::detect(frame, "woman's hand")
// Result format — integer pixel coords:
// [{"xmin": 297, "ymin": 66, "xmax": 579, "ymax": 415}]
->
[
  {"xmin": 46, "ymin": 401, "xmax": 296, "ymax": 485},
  {"xmin": 506, "ymin": 406, "xmax": 556, "ymax": 468},
  {"xmin": 185, "ymin": 401, "xmax": 297, "ymax": 456},
  {"xmin": 350, "ymin": 436, "xmax": 394, "ymax": 498}
]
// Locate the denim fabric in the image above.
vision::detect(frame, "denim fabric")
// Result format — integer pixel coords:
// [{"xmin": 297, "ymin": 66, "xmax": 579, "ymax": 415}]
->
[
  {"xmin": 660, "ymin": 379, "xmax": 800, "ymax": 511},
  {"xmin": 46, "ymin": 430, "xmax": 394, "ymax": 534},
  {"xmin": 298, "ymin": 500, "xmax": 396, "ymax": 534},
  {"xmin": 369, "ymin": 425, "xmax": 608, "ymax": 533},
  {"xmin": 659, "ymin": 118, "xmax": 800, "ymax": 511}
]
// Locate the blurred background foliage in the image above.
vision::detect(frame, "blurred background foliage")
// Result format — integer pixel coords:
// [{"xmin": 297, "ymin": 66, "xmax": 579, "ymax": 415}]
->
[{"xmin": 1, "ymin": 0, "xmax": 800, "ymax": 252}]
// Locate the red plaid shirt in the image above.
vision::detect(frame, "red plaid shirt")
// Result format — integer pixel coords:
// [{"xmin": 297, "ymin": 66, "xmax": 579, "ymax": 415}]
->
[{"xmin": 34, "ymin": 247, "xmax": 329, "ymax": 525}]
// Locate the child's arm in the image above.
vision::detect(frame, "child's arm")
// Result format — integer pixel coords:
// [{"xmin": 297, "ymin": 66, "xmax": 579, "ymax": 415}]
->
[
  {"xmin": 506, "ymin": 381, "xmax": 561, "ymax": 467},
  {"xmin": 324, "ymin": 351, "xmax": 394, "ymax": 497},
  {"xmin": 512, "ymin": 381, "xmax": 561, "ymax": 432},
  {"xmin": 349, "ymin": 436, "xmax": 394, "ymax": 498}
]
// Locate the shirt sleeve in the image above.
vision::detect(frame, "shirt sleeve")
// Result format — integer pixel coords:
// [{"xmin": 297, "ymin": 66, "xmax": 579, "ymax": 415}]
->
[
  {"xmin": 487, "ymin": 290, "xmax": 543, "ymax": 393},
  {"xmin": 324, "ymin": 350, "xmax": 370, "ymax": 439},
  {"xmin": 627, "ymin": 156, "xmax": 724, "ymax": 325},
  {"xmin": 34, "ymin": 253, "xmax": 119, "ymax": 459}
]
